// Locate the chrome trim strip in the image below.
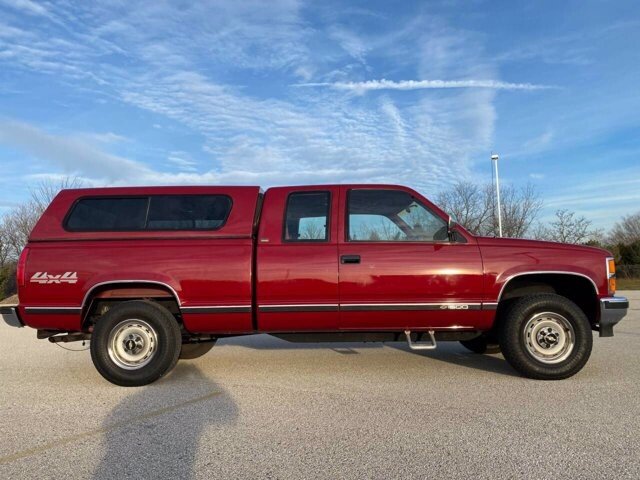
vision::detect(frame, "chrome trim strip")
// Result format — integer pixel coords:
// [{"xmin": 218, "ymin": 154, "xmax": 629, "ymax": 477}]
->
[
  {"xmin": 435, "ymin": 325, "xmax": 475, "ymax": 330},
  {"xmin": 25, "ymin": 306, "xmax": 81, "ymax": 310},
  {"xmin": 81, "ymin": 280, "xmax": 182, "ymax": 309},
  {"xmin": 340, "ymin": 303, "xmax": 482, "ymax": 311},
  {"xmin": 259, "ymin": 304, "xmax": 339, "ymax": 313},
  {"xmin": 181, "ymin": 305, "xmax": 251, "ymax": 314},
  {"xmin": 259, "ymin": 301, "xmax": 486, "ymax": 313},
  {"xmin": 600, "ymin": 297, "xmax": 629, "ymax": 309},
  {"xmin": 25, "ymin": 307, "xmax": 82, "ymax": 315},
  {"xmin": 496, "ymin": 271, "xmax": 599, "ymax": 303},
  {"xmin": 181, "ymin": 305, "xmax": 252, "ymax": 309},
  {"xmin": 260, "ymin": 304, "xmax": 340, "ymax": 308},
  {"xmin": 341, "ymin": 303, "xmax": 482, "ymax": 306}
]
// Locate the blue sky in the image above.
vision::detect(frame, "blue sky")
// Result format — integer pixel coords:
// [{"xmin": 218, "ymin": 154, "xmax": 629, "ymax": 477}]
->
[{"xmin": 0, "ymin": 0, "xmax": 639, "ymax": 230}]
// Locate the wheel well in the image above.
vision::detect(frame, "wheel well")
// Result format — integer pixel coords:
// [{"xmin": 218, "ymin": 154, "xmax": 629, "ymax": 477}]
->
[
  {"xmin": 498, "ymin": 274, "xmax": 599, "ymax": 327},
  {"xmin": 82, "ymin": 283, "xmax": 181, "ymax": 330}
]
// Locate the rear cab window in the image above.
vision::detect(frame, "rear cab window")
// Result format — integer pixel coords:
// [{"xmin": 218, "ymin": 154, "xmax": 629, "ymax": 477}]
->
[
  {"xmin": 64, "ymin": 195, "xmax": 232, "ymax": 232},
  {"xmin": 283, "ymin": 191, "xmax": 330, "ymax": 242}
]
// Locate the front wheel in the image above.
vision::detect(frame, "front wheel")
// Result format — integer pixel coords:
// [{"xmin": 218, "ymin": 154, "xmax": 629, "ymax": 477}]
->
[
  {"xmin": 499, "ymin": 294, "xmax": 592, "ymax": 380},
  {"xmin": 90, "ymin": 300, "xmax": 182, "ymax": 386}
]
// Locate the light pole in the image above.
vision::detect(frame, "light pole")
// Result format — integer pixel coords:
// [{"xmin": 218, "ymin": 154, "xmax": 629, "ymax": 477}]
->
[{"xmin": 491, "ymin": 153, "xmax": 503, "ymax": 237}]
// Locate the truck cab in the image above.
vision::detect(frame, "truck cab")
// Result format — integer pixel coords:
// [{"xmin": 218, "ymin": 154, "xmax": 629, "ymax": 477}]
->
[{"xmin": 1, "ymin": 184, "xmax": 629, "ymax": 386}]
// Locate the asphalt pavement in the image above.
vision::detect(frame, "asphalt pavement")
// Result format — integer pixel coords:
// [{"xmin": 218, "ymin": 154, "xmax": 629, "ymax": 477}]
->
[{"xmin": 1, "ymin": 292, "xmax": 639, "ymax": 479}]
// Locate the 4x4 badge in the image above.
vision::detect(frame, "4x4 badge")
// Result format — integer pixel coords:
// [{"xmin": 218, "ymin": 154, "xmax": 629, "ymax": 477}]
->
[{"xmin": 30, "ymin": 272, "xmax": 78, "ymax": 284}]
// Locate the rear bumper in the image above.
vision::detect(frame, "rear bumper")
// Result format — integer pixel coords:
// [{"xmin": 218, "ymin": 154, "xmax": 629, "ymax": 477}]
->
[
  {"xmin": 0, "ymin": 305, "xmax": 23, "ymax": 328},
  {"xmin": 599, "ymin": 297, "xmax": 628, "ymax": 337}
]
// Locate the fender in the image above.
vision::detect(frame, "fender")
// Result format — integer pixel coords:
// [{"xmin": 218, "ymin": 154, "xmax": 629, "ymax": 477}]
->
[
  {"xmin": 496, "ymin": 271, "xmax": 599, "ymax": 303},
  {"xmin": 81, "ymin": 280, "xmax": 183, "ymax": 311}
]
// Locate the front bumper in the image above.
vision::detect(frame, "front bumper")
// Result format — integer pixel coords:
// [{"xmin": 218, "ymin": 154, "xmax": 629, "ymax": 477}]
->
[
  {"xmin": 599, "ymin": 297, "xmax": 628, "ymax": 337},
  {"xmin": 0, "ymin": 305, "xmax": 23, "ymax": 328}
]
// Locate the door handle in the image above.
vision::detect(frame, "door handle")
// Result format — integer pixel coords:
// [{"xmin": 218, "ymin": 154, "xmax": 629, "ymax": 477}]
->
[{"xmin": 341, "ymin": 255, "xmax": 361, "ymax": 264}]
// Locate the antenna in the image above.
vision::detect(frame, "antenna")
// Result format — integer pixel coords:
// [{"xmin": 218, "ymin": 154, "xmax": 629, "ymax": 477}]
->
[{"xmin": 491, "ymin": 153, "xmax": 503, "ymax": 237}]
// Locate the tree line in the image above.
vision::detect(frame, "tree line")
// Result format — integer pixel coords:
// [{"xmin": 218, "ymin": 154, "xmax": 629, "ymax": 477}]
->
[
  {"xmin": 1, "ymin": 178, "xmax": 640, "ymax": 299},
  {"xmin": 435, "ymin": 181, "xmax": 640, "ymax": 267}
]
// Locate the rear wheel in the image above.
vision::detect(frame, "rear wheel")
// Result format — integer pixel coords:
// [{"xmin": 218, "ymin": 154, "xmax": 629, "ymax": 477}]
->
[
  {"xmin": 460, "ymin": 336, "xmax": 501, "ymax": 354},
  {"xmin": 499, "ymin": 294, "xmax": 592, "ymax": 380},
  {"xmin": 90, "ymin": 300, "xmax": 181, "ymax": 386}
]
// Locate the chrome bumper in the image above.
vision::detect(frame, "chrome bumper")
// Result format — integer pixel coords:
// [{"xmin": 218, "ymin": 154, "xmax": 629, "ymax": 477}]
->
[
  {"xmin": 0, "ymin": 305, "xmax": 23, "ymax": 328},
  {"xmin": 599, "ymin": 297, "xmax": 628, "ymax": 337}
]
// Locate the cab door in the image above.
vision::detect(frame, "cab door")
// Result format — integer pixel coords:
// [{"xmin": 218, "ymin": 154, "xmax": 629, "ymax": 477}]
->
[
  {"xmin": 338, "ymin": 186, "xmax": 485, "ymax": 330},
  {"xmin": 256, "ymin": 186, "xmax": 340, "ymax": 331}
]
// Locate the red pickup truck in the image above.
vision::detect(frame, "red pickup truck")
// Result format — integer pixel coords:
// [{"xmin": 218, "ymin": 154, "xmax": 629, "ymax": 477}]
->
[{"xmin": 1, "ymin": 184, "xmax": 628, "ymax": 386}]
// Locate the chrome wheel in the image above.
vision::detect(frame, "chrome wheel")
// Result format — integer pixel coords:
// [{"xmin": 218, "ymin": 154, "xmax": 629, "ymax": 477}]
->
[
  {"xmin": 107, "ymin": 319, "xmax": 158, "ymax": 370},
  {"xmin": 523, "ymin": 312, "xmax": 575, "ymax": 364}
]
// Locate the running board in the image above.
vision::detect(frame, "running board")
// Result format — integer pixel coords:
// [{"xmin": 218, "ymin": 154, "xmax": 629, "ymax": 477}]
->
[{"xmin": 404, "ymin": 330, "xmax": 437, "ymax": 350}]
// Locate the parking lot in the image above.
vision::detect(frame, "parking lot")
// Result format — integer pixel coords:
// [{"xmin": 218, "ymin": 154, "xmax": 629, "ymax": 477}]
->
[{"xmin": 1, "ymin": 292, "xmax": 639, "ymax": 479}]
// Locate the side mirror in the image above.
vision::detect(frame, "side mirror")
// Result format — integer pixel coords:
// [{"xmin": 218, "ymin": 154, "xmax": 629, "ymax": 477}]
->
[{"xmin": 447, "ymin": 216, "xmax": 458, "ymax": 242}]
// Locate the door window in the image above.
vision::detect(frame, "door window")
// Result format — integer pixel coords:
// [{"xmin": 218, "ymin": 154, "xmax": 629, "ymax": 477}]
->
[
  {"xmin": 284, "ymin": 192, "xmax": 330, "ymax": 242},
  {"xmin": 347, "ymin": 189, "xmax": 448, "ymax": 242}
]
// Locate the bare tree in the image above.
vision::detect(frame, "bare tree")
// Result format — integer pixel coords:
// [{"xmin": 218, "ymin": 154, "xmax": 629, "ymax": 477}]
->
[
  {"xmin": 353, "ymin": 217, "xmax": 403, "ymax": 241},
  {"xmin": 0, "ymin": 177, "xmax": 82, "ymax": 261},
  {"xmin": 0, "ymin": 228, "xmax": 10, "ymax": 268},
  {"xmin": 609, "ymin": 211, "xmax": 640, "ymax": 245},
  {"xmin": 435, "ymin": 182, "xmax": 493, "ymax": 235},
  {"xmin": 1, "ymin": 204, "xmax": 41, "ymax": 260},
  {"xmin": 491, "ymin": 183, "xmax": 544, "ymax": 238},
  {"xmin": 298, "ymin": 220, "xmax": 325, "ymax": 240},
  {"xmin": 30, "ymin": 177, "xmax": 83, "ymax": 217},
  {"xmin": 536, "ymin": 209, "xmax": 603, "ymax": 244},
  {"xmin": 437, "ymin": 181, "xmax": 542, "ymax": 238}
]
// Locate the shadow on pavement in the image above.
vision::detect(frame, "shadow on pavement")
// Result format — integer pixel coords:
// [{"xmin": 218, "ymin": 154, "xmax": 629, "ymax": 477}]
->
[
  {"xmin": 225, "ymin": 334, "xmax": 384, "ymax": 351},
  {"xmin": 389, "ymin": 342, "xmax": 521, "ymax": 377},
  {"xmin": 226, "ymin": 334, "xmax": 520, "ymax": 377},
  {"xmin": 93, "ymin": 363, "xmax": 237, "ymax": 479}
]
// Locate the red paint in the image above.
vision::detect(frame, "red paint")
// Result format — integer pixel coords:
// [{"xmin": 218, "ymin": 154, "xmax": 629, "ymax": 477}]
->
[
  {"xmin": 16, "ymin": 184, "xmax": 613, "ymax": 336},
  {"xmin": 476, "ymin": 236, "xmax": 610, "ymax": 298},
  {"xmin": 256, "ymin": 186, "xmax": 340, "ymax": 331},
  {"xmin": 336, "ymin": 185, "xmax": 487, "ymax": 330}
]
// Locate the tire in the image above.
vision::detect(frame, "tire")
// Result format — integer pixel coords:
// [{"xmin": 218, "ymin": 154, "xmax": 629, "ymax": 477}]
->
[
  {"xmin": 179, "ymin": 342, "xmax": 216, "ymax": 360},
  {"xmin": 499, "ymin": 294, "xmax": 592, "ymax": 380},
  {"xmin": 90, "ymin": 300, "xmax": 182, "ymax": 387},
  {"xmin": 460, "ymin": 336, "xmax": 501, "ymax": 354}
]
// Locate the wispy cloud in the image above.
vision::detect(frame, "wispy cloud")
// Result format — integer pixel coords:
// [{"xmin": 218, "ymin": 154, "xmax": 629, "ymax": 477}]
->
[
  {"xmin": 292, "ymin": 78, "xmax": 555, "ymax": 93},
  {"xmin": 327, "ymin": 25, "xmax": 368, "ymax": 63},
  {"xmin": 0, "ymin": 3, "xmax": 519, "ymax": 194},
  {"xmin": 166, "ymin": 151, "xmax": 198, "ymax": 172},
  {"xmin": 0, "ymin": 1, "xmax": 582, "ymax": 215},
  {"xmin": 0, "ymin": 0, "xmax": 51, "ymax": 18},
  {"xmin": 0, "ymin": 120, "xmax": 149, "ymax": 181}
]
